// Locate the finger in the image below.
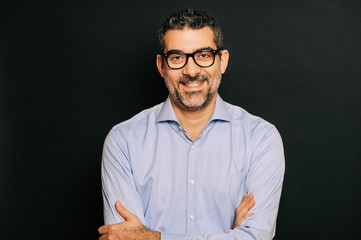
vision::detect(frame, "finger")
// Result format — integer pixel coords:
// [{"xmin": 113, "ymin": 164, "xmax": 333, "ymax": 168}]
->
[
  {"xmin": 243, "ymin": 198, "xmax": 255, "ymax": 210},
  {"xmin": 98, "ymin": 225, "xmax": 108, "ymax": 235},
  {"xmin": 235, "ymin": 212, "xmax": 255, "ymax": 228},
  {"xmin": 236, "ymin": 199, "xmax": 255, "ymax": 216},
  {"xmin": 247, "ymin": 198, "xmax": 255, "ymax": 209},
  {"xmin": 98, "ymin": 232, "xmax": 107, "ymax": 240},
  {"xmin": 237, "ymin": 193, "xmax": 254, "ymax": 210},
  {"xmin": 236, "ymin": 199, "xmax": 256, "ymax": 217},
  {"xmin": 115, "ymin": 201, "xmax": 133, "ymax": 221},
  {"xmin": 243, "ymin": 193, "xmax": 254, "ymax": 204},
  {"xmin": 98, "ymin": 235, "xmax": 108, "ymax": 240},
  {"xmin": 245, "ymin": 212, "xmax": 255, "ymax": 219},
  {"xmin": 237, "ymin": 195, "xmax": 254, "ymax": 213},
  {"xmin": 236, "ymin": 206, "xmax": 249, "ymax": 217}
]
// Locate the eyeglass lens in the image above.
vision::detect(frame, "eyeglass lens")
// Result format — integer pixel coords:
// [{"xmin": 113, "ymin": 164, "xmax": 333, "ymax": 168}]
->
[{"xmin": 167, "ymin": 50, "xmax": 215, "ymax": 69}]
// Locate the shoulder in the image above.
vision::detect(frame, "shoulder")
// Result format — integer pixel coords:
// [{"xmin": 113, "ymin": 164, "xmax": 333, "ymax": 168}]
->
[
  {"xmin": 106, "ymin": 102, "xmax": 164, "ymax": 142},
  {"xmin": 224, "ymin": 101, "xmax": 284, "ymax": 168},
  {"xmin": 223, "ymin": 101, "xmax": 283, "ymax": 148},
  {"xmin": 224, "ymin": 101, "xmax": 276, "ymax": 132}
]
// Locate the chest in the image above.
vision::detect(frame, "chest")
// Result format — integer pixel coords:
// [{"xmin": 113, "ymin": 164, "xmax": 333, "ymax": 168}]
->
[{"xmin": 130, "ymin": 121, "xmax": 251, "ymax": 208}]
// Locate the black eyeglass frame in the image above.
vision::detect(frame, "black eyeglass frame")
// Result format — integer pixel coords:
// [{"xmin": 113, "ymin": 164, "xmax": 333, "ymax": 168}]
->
[{"xmin": 162, "ymin": 48, "xmax": 223, "ymax": 70}]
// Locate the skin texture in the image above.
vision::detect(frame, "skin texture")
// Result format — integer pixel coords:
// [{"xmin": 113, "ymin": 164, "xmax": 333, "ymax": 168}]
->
[
  {"xmin": 98, "ymin": 201, "xmax": 161, "ymax": 240},
  {"xmin": 98, "ymin": 27, "xmax": 255, "ymax": 239},
  {"xmin": 156, "ymin": 26, "xmax": 229, "ymax": 141},
  {"xmin": 159, "ymin": 27, "xmax": 226, "ymax": 112},
  {"xmin": 98, "ymin": 196, "xmax": 255, "ymax": 239},
  {"xmin": 233, "ymin": 193, "xmax": 256, "ymax": 229}
]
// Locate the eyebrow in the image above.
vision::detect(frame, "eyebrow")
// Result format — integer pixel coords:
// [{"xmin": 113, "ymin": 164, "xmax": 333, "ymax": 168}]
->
[{"xmin": 165, "ymin": 46, "xmax": 214, "ymax": 54}]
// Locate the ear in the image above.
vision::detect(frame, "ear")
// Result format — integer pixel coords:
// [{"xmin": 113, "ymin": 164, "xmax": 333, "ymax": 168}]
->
[
  {"xmin": 156, "ymin": 54, "xmax": 164, "ymax": 77},
  {"xmin": 220, "ymin": 49, "xmax": 229, "ymax": 74}
]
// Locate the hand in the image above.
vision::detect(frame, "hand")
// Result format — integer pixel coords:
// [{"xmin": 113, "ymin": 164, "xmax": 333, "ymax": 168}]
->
[
  {"xmin": 233, "ymin": 193, "xmax": 255, "ymax": 229},
  {"xmin": 98, "ymin": 201, "xmax": 161, "ymax": 240}
]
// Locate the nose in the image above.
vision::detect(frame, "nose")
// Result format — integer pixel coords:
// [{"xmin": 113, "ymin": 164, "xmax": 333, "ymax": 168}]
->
[{"xmin": 182, "ymin": 57, "xmax": 201, "ymax": 77}]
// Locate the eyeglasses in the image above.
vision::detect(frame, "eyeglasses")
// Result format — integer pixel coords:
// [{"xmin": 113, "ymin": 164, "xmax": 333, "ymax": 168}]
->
[{"xmin": 162, "ymin": 48, "xmax": 222, "ymax": 69}]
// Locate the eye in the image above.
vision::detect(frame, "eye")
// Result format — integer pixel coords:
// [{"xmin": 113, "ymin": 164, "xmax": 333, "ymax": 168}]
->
[
  {"xmin": 169, "ymin": 54, "xmax": 186, "ymax": 63},
  {"xmin": 196, "ymin": 51, "xmax": 213, "ymax": 61},
  {"xmin": 201, "ymin": 53, "xmax": 211, "ymax": 58}
]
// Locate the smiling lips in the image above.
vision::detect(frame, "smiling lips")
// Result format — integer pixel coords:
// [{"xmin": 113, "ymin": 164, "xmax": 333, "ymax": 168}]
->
[
  {"xmin": 186, "ymin": 81, "xmax": 202, "ymax": 87},
  {"xmin": 181, "ymin": 79, "xmax": 206, "ymax": 88}
]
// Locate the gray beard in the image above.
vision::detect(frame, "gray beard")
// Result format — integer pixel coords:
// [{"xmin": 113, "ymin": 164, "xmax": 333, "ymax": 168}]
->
[
  {"xmin": 173, "ymin": 87, "xmax": 213, "ymax": 111},
  {"xmin": 164, "ymin": 73, "xmax": 221, "ymax": 111}
]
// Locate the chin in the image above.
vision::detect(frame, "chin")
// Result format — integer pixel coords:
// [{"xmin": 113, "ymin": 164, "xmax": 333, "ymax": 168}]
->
[{"xmin": 181, "ymin": 98, "xmax": 210, "ymax": 111}]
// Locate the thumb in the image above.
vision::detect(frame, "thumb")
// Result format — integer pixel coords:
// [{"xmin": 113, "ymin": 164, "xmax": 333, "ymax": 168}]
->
[{"xmin": 115, "ymin": 201, "xmax": 133, "ymax": 221}]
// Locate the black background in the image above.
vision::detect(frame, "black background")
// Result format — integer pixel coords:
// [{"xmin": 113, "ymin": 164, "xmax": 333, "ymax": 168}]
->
[{"xmin": 1, "ymin": 0, "xmax": 360, "ymax": 239}]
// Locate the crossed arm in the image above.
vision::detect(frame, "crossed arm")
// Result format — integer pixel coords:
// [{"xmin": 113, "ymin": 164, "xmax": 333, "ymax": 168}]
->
[
  {"xmin": 98, "ymin": 193, "xmax": 256, "ymax": 240},
  {"xmin": 100, "ymin": 126, "xmax": 284, "ymax": 239}
]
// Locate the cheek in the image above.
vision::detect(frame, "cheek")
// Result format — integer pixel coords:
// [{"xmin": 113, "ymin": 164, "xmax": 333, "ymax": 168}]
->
[
  {"xmin": 164, "ymin": 71, "xmax": 181, "ymax": 83},
  {"xmin": 206, "ymin": 67, "xmax": 221, "ymax": 82},
  {"xmin": 164, "ymin": 74, "xmax": 178, "ymax": 89}
]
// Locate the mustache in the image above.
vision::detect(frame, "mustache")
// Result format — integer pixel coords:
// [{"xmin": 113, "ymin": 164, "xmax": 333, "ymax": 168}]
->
[{"xmin": 177, "ymin": 75, "xmax": 208, "ymax": 84}]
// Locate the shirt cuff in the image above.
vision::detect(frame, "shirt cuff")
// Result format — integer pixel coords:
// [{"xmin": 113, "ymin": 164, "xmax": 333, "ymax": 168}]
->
[{"xmin": 161, "ymin": 232, "xmax": 188, "ymax": 240}]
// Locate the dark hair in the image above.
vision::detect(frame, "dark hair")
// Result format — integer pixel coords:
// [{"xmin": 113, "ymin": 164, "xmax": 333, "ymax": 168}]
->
[{"xmin": 158, "ymin": 9, "xmax": 224, "ymax": 52}]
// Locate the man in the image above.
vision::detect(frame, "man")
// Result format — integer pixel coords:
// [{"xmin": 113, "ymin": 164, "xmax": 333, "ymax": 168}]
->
[{"xmin": 99, "ymin": 9, "xmax": 285, "ymax": 240}]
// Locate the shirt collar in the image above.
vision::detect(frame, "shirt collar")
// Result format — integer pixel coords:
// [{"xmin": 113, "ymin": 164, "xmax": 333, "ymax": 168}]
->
[
  {"xmin": 210, "ymin": 95, "xmax": 230, "ymax": 122},
  {"xmin": 156, "ymin": 96, "xmax": 179, "ymax": 123},
  {"xmin": 156, "ymin": 94, "xmax": 230, "ymax": 123}
]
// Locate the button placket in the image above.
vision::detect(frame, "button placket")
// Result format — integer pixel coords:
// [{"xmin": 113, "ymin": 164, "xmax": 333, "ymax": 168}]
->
[{"xmin": 187, "ymin": 142, "xmax": 197, "ymax": 233}]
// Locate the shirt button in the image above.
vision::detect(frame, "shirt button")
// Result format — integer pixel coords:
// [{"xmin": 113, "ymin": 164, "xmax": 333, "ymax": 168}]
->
[
  {"xmin": 178, "ymin": 126, "xmax": 182, "ymax": 130},
  {"xmin": 189, "ymin": 214, "xmax": 195, "ymax": 220},
  {"xmin": 191, "ymin": 145, "xmax": 195, "ymax": 149},
  {"xmin": 189, "ymin": 179, "xmax": 195, "ymax": 185}
]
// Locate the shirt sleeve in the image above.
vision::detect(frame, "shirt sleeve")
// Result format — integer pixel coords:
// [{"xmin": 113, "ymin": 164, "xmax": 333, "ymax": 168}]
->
[
  {"xmin": 161, "ymin": 126, "xmax": 285, "ymax": 240},
  {"xmin": 101, "ymin": 128, "xmax": 146, "ymax": 225}
]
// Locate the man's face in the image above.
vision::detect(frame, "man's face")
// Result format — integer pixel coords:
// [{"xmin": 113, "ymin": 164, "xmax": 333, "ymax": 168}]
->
[{"xmin": 157, "ymin": 26, "xmax": 229, "ymax": 111}]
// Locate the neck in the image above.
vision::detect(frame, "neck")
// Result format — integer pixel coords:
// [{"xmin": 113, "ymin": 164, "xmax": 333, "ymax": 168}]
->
[{"xmin": 170, "ymin": 94, "xmax": 217, "ymax": 141}]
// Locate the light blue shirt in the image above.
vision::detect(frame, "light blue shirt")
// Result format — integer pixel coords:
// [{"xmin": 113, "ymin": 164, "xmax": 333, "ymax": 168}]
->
[{"xmin": 101, "ymin": 95, "xmax": 285, "ymax": 240}]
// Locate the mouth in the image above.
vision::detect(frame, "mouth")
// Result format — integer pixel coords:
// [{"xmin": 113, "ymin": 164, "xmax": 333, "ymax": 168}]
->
[
  {"xmin": 179, "ymin": 75, "xmax": 208, "ymax": 90},
  {"xmin": 183, "ymin": 80, "xmax": 205, "ymax": 88}
]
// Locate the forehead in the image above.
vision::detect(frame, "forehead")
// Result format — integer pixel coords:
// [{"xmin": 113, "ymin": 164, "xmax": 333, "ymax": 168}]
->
[{"xmin": 163, "ymin": 26, "xmax": 217, "ymax": 52}]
